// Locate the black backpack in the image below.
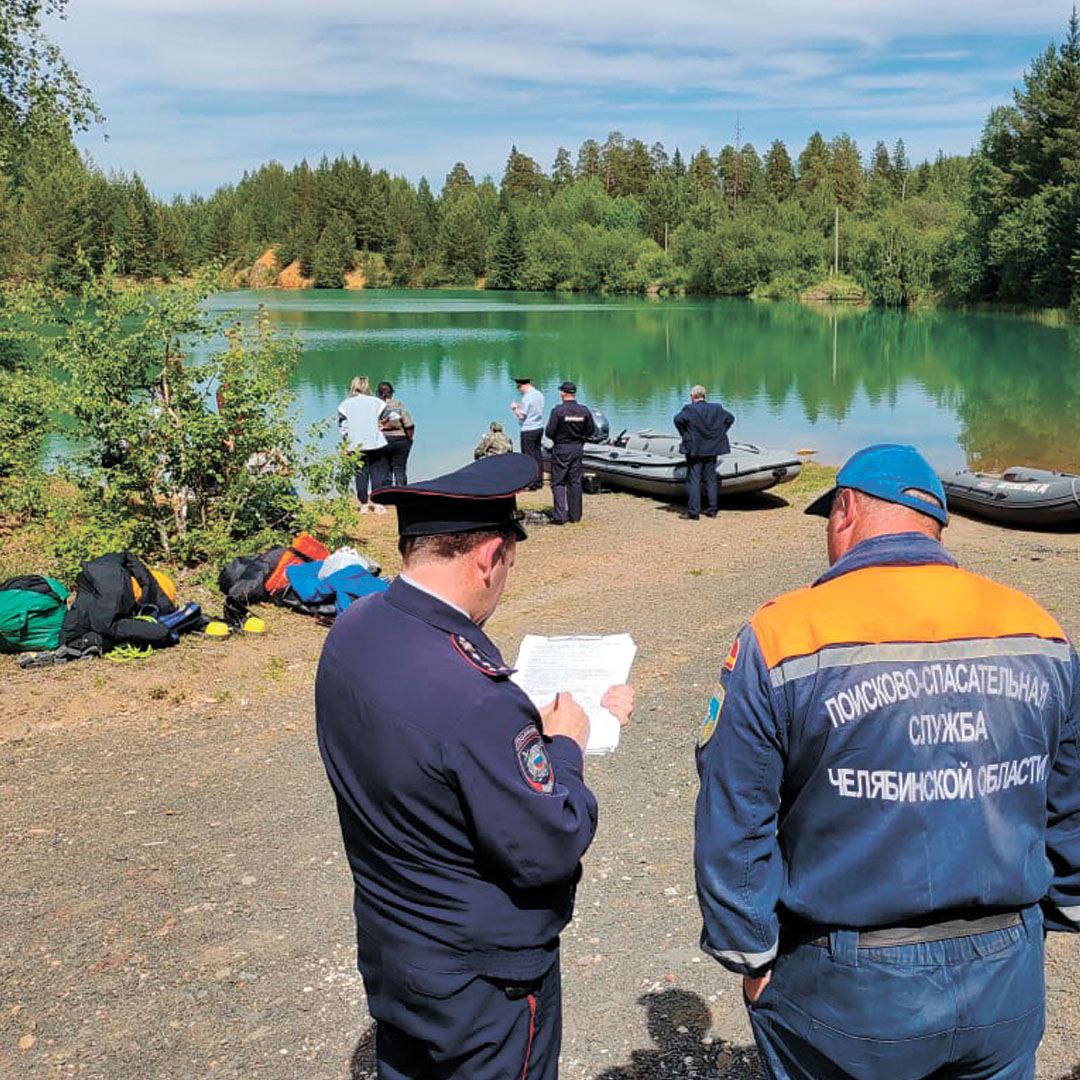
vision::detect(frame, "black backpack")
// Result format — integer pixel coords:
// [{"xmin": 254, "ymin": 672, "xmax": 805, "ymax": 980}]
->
[
  {"xmin": 218, "ymin": 547, "xmax": 287, "ymax": 627},
  {"xmin": 61, "ymin": 553, "xmax": 177, "ymax": 655}
]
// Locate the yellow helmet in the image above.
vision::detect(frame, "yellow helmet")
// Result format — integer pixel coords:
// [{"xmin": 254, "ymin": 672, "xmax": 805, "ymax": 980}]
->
[{"xmin": 131, "ymin": 568, "xmax": 178, "ymax": 605}]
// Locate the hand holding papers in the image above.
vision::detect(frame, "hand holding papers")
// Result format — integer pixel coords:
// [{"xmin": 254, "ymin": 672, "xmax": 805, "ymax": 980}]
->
[{"xmin": 512, "ymin": 634, "xmax": 637, "ymax": 754}]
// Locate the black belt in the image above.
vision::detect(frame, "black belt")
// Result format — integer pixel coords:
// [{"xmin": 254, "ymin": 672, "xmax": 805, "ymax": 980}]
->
[
  {"xmin": 809, "ymin": 910, "xmax": 1022, "ymax": 949},
  {"xmin": 487, "ymin": 973, "xmax": 547, "ymax": 1000}
]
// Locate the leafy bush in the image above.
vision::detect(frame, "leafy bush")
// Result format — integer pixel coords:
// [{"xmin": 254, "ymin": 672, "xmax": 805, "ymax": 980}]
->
[
  {"xmin": 37, "ymin": 265, "xmax": 319, "ymax": 564},
  {"xmin": 0, "ymin": 288, "xmax": 56, "ymax": 513}
]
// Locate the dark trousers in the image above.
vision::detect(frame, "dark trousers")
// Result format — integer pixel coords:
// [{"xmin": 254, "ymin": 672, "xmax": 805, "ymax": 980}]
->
[
  {"xmin": 374, "ymin": 963, "xmax": 561, "ymax": 1079},
  {"xmin": 748, "ymin": 907, "xmax": 1044, "ymax": 1080},
  {"xmin": 385, "ymin": 436, "xmax": 411, "ymax": 487},
  {"xmin": 520, "ymin": 428, "xmax": 544, "ymax": 490},
  {"xmin": 550, "ymin": 444, "xmax": 585, "ymax": 523},
  {"xmin": 685, "ymin": 455, "xmax": 718, "ymax": 517},
  {"xmin": 355, "ymin": 446, "xmax": 391, "ymax": 501}
]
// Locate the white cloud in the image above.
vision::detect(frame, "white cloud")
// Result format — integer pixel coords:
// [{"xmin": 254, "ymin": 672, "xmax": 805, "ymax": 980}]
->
[{"xmin": 49, "ymin": 0, "xmax": 1065, "ymax": 193}]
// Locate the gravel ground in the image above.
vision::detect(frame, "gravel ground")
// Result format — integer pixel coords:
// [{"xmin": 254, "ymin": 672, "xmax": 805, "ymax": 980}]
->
[{"xmin": 2, "ymin": 485, "xmax": 1078, "ymax": 1078}]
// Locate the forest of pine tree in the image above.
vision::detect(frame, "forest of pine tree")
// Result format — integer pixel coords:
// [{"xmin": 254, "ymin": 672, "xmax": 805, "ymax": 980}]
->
[{"xmin": 2, "ymin": 10, "xmax": 1079, "ymax": 309}]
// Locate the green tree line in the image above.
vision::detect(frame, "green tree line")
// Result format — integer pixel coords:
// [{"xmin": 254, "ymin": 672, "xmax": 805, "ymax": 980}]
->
[{"xmin": 1, "ymin": 10, "xmax": 1079, "ymax": 310}]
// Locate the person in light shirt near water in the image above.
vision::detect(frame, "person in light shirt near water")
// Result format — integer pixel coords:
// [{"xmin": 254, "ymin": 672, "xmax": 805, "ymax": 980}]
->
[
  {"xmin": 338, "ymin": 375, "xmax": 389, "ymax": 514},
  {"xmin": 510, "ymin": 376, "xmax": 545, "ymax": 490}
]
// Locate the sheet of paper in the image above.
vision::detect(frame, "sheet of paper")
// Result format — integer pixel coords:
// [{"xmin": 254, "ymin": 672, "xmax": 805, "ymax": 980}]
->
[{"xmin": 512, "ymin": 634, "xmax": 637, "ymax": 754}]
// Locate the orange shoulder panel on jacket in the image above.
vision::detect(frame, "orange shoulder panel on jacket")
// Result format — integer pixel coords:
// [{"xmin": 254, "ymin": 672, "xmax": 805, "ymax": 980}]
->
[{"xmin": 749, "ymin": 564, "xmax": 1066, "ymax": 670}]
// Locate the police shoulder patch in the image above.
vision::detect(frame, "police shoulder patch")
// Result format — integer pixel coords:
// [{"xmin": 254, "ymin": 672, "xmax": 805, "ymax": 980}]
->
[
  {"xmin": 451, "ymin": 633, "xmax": 514, "ymax": 679},
  {"xmin": 514, "ymin": 725, "xmax": 555, "ymax": 794}
]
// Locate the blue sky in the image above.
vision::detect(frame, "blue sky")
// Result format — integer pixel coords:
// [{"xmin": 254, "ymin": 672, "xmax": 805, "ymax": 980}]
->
[{"xmin": 54, "ymin": 1, "xmax": 1071, "ymax": 199}]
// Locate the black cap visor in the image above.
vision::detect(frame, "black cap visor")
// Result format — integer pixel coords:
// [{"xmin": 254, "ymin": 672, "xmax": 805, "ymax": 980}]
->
[{"xmin": 804, "ymin": 487, "xmax": 838, "ymax": 517}]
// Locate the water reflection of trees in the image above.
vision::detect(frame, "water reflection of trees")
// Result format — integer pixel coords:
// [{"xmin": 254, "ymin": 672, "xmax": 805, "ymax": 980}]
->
[{"xmin": 262, "ymin": 293, "xmax": 1080, "ymax": 471}]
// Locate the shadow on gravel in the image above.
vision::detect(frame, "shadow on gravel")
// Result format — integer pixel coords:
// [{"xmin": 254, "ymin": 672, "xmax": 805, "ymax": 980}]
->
[
  {"xmin": 595, "ymin": 989, "xmax": 763, "ymax": 1079},
  {"xmin": 349, "ymin": 1026, "xmax": 376, "ymax": 1079},
  {"xmin": 1055, "ymin": 1068, "xmax": 1080, "ymax": 1079},
  {"xmin": 653, "ymin": 492, "xmax": 791, "ymax": 515},
  {"xmin": 346, "ymin": 993, "xmax": 761, "ymax": 1079}
]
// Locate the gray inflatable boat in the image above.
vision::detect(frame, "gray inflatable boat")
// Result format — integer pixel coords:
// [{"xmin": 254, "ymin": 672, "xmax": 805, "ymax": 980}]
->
[
  {"xmin": 581, "ymin": 429, "xmax": 803, "ymax": 498},
  {"xmin": 940, "ymin": 467, "xmax": 1080, "ymax": 527}
]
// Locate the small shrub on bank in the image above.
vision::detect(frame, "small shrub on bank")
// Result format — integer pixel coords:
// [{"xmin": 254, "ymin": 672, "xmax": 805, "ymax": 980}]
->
[{"xmin": 2, "ymin": 264, "xmax": 352, "ymax": 578}]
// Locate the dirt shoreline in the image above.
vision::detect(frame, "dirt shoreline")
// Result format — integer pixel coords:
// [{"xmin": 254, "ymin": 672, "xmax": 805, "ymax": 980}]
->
[{"xmin": 2, "ymin": 483, "xmax": 1079, "ymax": 1078}]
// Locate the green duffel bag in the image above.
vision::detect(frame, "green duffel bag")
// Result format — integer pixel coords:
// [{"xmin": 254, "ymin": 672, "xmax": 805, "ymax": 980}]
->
[{"xmin": 0, "ymin": 575, "xmax": 70, "ymax": 653}]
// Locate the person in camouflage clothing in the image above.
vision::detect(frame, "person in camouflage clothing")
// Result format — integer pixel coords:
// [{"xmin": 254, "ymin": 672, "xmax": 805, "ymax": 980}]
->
[{"xmin": 474, "ymin": 421, "xmax": 515, "ymax": 460}]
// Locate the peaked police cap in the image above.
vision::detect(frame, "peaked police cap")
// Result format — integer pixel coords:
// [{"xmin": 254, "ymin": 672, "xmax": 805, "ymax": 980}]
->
[{"xmin": 373, "ymin": 453, "xmax": 537, "ymax": 539}]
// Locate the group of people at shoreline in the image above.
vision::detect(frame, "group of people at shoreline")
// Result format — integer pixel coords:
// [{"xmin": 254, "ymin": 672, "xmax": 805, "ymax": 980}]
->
[
  {"xmin": 340, "ymin": 373, "xmax": 743, "ymax": 525},
  {"xmin": 337, "ymin": 376, "xmax": 415, "ymax": 513},
  {"xmin": 340, "ymin": 373, "xmax": 602, "ymax": 526},
  {"xmin": 488, "ymin": 376, "xmax": 739, "ymax": 522}
]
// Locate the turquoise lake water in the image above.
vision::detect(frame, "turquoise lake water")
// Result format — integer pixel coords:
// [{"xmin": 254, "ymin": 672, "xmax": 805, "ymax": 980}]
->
[{"xmin": 205, "ymin": 290, "xmax": 1080, "ymax": 483}]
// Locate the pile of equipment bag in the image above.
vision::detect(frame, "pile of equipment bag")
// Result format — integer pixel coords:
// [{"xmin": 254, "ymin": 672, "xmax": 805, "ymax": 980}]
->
[
  {"xmin": 219, "ymin": 532, "xmax": 387, "ymax": 627},
  {"xmin": 2, "ymin": 533, "xmax": 386, "ymax": 666},
  {"xmin": 9, "ymin": 553, "xmax": 204, "ymax": 667}
]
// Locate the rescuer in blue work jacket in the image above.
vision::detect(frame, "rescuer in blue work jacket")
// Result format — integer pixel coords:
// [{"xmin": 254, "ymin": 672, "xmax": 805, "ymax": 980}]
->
[
  {"xmin": 694, "ymin": 443, "xmax": 1080, "ymax": 1080},
  {"xmin": 316, "ymin": 453, "xmax": 634, "ymax": 1079}
]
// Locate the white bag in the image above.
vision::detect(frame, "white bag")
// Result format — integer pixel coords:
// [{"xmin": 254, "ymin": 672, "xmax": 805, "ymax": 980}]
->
[{"xmin": 319, "ymin": 546, "xmax": 381, "ymax": 579}]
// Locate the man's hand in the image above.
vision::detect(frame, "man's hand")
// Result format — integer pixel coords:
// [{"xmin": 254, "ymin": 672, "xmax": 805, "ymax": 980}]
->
[
  {"xmin": 538, "ymin": 692, "xmax": 590, "ymax": 751},
  {"xmin": 743, "ymin": 970, "xmax": 772, "ymax": 1004},
  {"xmin": 601, "ymin": 684, "xmax": 635, "ymax": 726}
]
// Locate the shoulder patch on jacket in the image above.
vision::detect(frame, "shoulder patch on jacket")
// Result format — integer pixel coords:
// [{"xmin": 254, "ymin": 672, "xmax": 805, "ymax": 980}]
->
[
  {"xmin": 514, "ymin": 725, "xmax": 555, "ymax": 793},
  {"xmin": 722, "ymin": 637, "xmax": 740, "ymax": 672},
  {"xmin": 699, "ymin": 688, "xmax": 724, "ymax": 747},
  {"xmin": 451, "ymin": 633, "xmax": 514, "ymax": 678}
]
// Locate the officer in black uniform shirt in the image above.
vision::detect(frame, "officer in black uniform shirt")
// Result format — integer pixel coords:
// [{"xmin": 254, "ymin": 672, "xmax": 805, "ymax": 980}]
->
[
  {"xmin": 315, "ymin": 453, "xmax": 634, "ymax": 1079},
  {"xmin": 544, "ymin": 381, "xmax": 597, "ymax": 524}
]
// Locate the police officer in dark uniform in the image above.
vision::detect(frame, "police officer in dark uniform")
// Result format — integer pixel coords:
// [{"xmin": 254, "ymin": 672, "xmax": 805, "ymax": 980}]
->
[
  {"xmin": 544, "ymin": 381, "xmax": 596, "ymax": 524},
  {"xmin": 316, "ymin": 453, "xmax": 634, "ymax": 1079}
]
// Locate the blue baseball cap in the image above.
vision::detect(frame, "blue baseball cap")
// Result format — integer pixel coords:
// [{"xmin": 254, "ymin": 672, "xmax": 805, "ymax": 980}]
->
[{"xmin": 804, "ymin": 444, "xmax": 948, "ymax": 525}]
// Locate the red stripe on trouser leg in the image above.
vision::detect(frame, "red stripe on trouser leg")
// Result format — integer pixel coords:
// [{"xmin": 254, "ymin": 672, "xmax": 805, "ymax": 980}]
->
[{"xmin": 521, "ymin": 992, "xmax": 537, "ymax": 1080}]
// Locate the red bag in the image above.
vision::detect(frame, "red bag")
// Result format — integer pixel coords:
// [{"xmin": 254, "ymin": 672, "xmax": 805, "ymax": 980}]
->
[{"xmin": 264, "ymin": 532, "xmax": 330, "ymax": 594}]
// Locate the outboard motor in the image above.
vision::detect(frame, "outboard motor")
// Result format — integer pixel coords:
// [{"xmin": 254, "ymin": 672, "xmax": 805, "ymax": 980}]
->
[{"xmin": 587, "ymin": 408, "xmax": 610, "ymax": 444}]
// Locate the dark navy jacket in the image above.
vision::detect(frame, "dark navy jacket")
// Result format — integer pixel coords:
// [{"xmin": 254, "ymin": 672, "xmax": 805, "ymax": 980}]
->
[
  {"xmin": 673, "ymin": 400, "xmax": 734, "ymax": 458},
  {"xmin": 695, "ymin": 533, "xmax": 1080, "ymax": 975},
  {"xmin": 316, "ymin": 577, "xmax": 597, "ymax": 1016},
  {"xmin": 545, "ymin": 402, "xmax": 596, "ymax": 446}
]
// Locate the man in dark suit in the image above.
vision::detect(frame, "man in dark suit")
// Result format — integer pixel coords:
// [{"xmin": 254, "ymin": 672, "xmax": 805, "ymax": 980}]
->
[{"xmin": 673, "ymin": 385, "xmax": 735, "ymax": 519}]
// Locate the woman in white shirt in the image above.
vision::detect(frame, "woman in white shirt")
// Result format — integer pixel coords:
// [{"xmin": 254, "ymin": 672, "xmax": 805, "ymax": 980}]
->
[{"xmin": 337, "ymin": 375, "xmax": 390, "ymax": 513}]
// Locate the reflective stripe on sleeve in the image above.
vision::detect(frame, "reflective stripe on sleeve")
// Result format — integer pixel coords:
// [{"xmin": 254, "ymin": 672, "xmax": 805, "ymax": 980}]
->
[
  {"xmin": 770, "ymin": 636, "xmax": 1071, "ymax": 687},
  {"xmin": 702, "ymin": 939, "xmax": 779, "ymax": 970}
]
